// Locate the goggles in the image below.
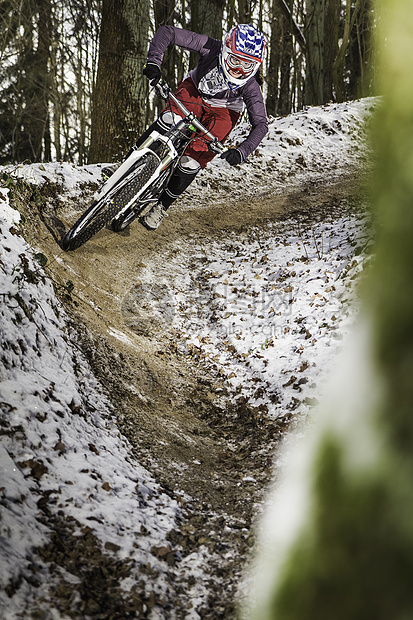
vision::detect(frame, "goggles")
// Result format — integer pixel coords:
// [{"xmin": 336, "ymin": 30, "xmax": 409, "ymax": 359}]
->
[{"xmin": 226, "ymin": 53, "xmax": 258, "ymax": 76}]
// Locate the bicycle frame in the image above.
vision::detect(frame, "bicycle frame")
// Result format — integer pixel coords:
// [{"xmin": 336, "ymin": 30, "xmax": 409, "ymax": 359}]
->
[
  {"xmin": 96, "ymin": 81, "xmax": 224, "ymax": 207},
  {"xmin": 61, "ymin": 80, "xmax": 226, "ymax": 249},
  {"xmin": 158, "ymin": 81, "xmax": 225, "ymax": 155}
]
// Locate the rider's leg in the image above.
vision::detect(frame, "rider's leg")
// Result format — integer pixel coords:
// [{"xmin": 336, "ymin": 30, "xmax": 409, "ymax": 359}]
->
[
  {"xmin": 160, "ymin": 155, "xmax": 201, "ymax": 209},
  {"xmin": 140, "ymin": 155, "xmax": 201, "ymax": 230},
  {"xmin": 140, "ymin": 104, "xmax": 239, "ymax": 231},
  {"xmin": 133, "ymin": 110, "xmax": 182, "ymax": 149}
]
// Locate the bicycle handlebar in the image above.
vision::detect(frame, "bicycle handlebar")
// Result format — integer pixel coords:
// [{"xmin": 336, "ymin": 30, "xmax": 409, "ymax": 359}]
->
[{"xmin": 155, "ymin": 80, "xmax": 226, "ymax": 155}]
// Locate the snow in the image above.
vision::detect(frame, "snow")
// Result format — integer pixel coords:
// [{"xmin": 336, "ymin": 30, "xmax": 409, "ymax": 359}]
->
[
  {"xmin": 3, "ymin": 97, "xmax": 376, "ymax": 203},
  {"xmin": 169, "ymin": 212, "xmax": 372, "ymax": 420},
  {"xmin": 0, "ymin": 190, "xmax": 188, "ymax": 616},
  {"xmin": 187, "ymin": 96, "xmax": 376, "ymax": 203},
  {"xmin": 0, "ymin": 96, "xmax": 376, "ymax": 617}
]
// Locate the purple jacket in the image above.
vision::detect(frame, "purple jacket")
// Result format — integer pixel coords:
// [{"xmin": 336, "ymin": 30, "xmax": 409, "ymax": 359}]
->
[{"xmin": 147, "ymin": 26, "xmax": 268, "ymax": 161}]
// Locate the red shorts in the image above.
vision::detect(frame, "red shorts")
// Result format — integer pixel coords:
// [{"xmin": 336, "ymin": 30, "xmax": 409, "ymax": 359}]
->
[{"xmin": 165, "ymin": 77, "xmax": 240, "ymax": 169}]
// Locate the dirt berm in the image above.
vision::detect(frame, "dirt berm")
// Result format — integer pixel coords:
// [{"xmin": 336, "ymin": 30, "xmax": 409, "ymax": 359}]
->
[{"xmin": 17, "ymin": 171, "xmax": 365, "ymax": 617}]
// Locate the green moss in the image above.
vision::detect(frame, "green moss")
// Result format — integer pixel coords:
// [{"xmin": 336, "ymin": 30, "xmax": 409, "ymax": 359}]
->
[{"xmin": 270, "ymin": 436, "xmax": 413, "ymax": 620}]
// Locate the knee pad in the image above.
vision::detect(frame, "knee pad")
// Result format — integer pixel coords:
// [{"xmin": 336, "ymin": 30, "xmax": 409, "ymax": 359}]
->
[
  {"xmin": 160, "ymin": 156, "xmax": 201, "ymax": 209},
  {"xmin": 179, "ymin": 155, "xmax": 201, "ymax": 175},
  {"xmin": 159, "ymin": 110, "xmax": 183, "ymax": 131}
]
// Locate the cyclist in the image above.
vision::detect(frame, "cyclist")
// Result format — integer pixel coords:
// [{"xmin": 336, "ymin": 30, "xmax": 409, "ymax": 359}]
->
[{"xmin": 130, "ymin": 24, "xmax": 268, "ymax": 230}]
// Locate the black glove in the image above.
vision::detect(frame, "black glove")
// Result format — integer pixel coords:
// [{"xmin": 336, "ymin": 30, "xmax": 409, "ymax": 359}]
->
[
  {"xmin": 143, "ymin": 62, "xmax": 161, "ymax": 86},
  {"xmin": 220, "ymin": 148, "xmax": 243, "ymax": 166}
]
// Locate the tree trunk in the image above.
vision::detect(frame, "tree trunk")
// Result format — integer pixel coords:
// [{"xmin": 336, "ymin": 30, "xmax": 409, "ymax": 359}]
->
[
  {"xmin": 348, "ymin": 0, "xmax": 373, "ymax": 99},
  {"xmin": 238, "ymin": 0, "xmax": 251, "ymax": 23},
  {"xmin": 189, "ymin": 0, "xmax": 223, "ymax": 71},
  {"xmin": 304, "ymin": 0, "xmax": 325, "ymax": 105},
  {"xmin": 18, "ymin": 0, "xmax": 52, "ymax": 162},
  {"xmin": 332, "ymin": 0, "xmax": 361, "ymax": 101},
  {"xmin": 323, "ymin": 0, "xmax": 340, "ymax": 101},
  {"xmin": 197, "ymin": 0, "xmax": 224, "ymax": 39},
  {"xmin": 245, "ymin": 3, "xmax": 413, "ymax": 619},
  {"xmin": 88, "ymin": 0, "xmax": 150, "ymax": 164},
  {"xmin": 154, "ymin": 0, "xmax": 177, "ymax": 85},
  {"xmin": 266, "ymin": 0, "xmax": 283, "ymax": 117},
  {"xmin": 278, "ymin": 11, "xmax": 293, "ymax": 115},
  {"xmin": 226, "ymin": 0, "xmax": 236, "ymax": 30}
]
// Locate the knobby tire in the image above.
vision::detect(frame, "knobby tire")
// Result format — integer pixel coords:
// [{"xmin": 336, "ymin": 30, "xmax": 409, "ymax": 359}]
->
[
  {"xmin": 111, "ymin": 163, "xmax": 174, "ymax": 232},
  {"xmin": 62, "ymin": 153, "xmax": 159, "ymax": 251}
]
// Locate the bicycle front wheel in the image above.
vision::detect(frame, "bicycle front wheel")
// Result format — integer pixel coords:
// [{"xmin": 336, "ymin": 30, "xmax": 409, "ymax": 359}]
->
[
  {"xmin": 61, "ymin": 153, "xmax": 159, "ymax": 251},
  {"xmin": 110, "ymin": 162, "xmax": 174, "ymax": 232}
]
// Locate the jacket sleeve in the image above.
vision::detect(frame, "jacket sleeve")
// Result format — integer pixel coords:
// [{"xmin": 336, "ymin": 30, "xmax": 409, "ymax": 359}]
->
[
  {"xmin": 147, "ymin": 25, "xmax": 214, "ymax": 67},
  {"xmin": 237, "ymin": 79, "xmax": 268, "ymax": 161}
]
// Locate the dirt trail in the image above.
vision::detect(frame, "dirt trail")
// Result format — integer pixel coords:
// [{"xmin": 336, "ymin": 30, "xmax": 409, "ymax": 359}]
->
[
  {"xmin": 20, "ymin": 172, "xmax": 364, "ymax": 616},
  {"xmin": 29, "ymin": 175, "xmax": 356, "ymax": 506}
]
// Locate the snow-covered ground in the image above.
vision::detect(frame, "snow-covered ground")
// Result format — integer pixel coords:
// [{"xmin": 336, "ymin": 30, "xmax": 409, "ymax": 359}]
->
[
  {"xmin": 2, "ymin": 96, "xmax": 376, "ymax": 205},
  {"xmin": 0, "ymin": 194, "xmax": 203, "ymax": 616},
  {"xmin": 0, "ymin": 96, "xmax": 375, "ymax": 618},
  {"xmin": 171, "ymin": 212, "xmax": 373, "ymax": 419}
]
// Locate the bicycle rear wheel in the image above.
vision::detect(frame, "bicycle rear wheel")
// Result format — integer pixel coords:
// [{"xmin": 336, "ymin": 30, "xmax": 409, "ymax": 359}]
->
[{"xmin": 62, "ymin": 153, "xmax": 159, "ymax": 251}]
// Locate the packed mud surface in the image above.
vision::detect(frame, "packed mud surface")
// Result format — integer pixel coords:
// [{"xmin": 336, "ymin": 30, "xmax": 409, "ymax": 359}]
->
[{"xmin": 12, "ymin": 170, "xmax": 366, "ymax": 617}]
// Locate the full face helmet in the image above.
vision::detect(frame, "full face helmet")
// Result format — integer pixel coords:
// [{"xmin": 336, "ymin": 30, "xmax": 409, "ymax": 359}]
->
[{"xmin": 220, "ymin": 24, "xmax": 265, "ymax": 89}]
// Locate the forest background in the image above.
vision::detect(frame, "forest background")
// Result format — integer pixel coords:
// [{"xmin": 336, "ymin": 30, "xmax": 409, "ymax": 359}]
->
[{"xmin": 0, "ymin": 0, "xmax": 375, "ymax": 166}]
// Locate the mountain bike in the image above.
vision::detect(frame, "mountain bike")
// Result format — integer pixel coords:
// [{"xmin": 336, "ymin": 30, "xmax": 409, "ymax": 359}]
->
[{"xmin": 61, "ymin": 80, "xmax": 225, "ymax": 251}]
